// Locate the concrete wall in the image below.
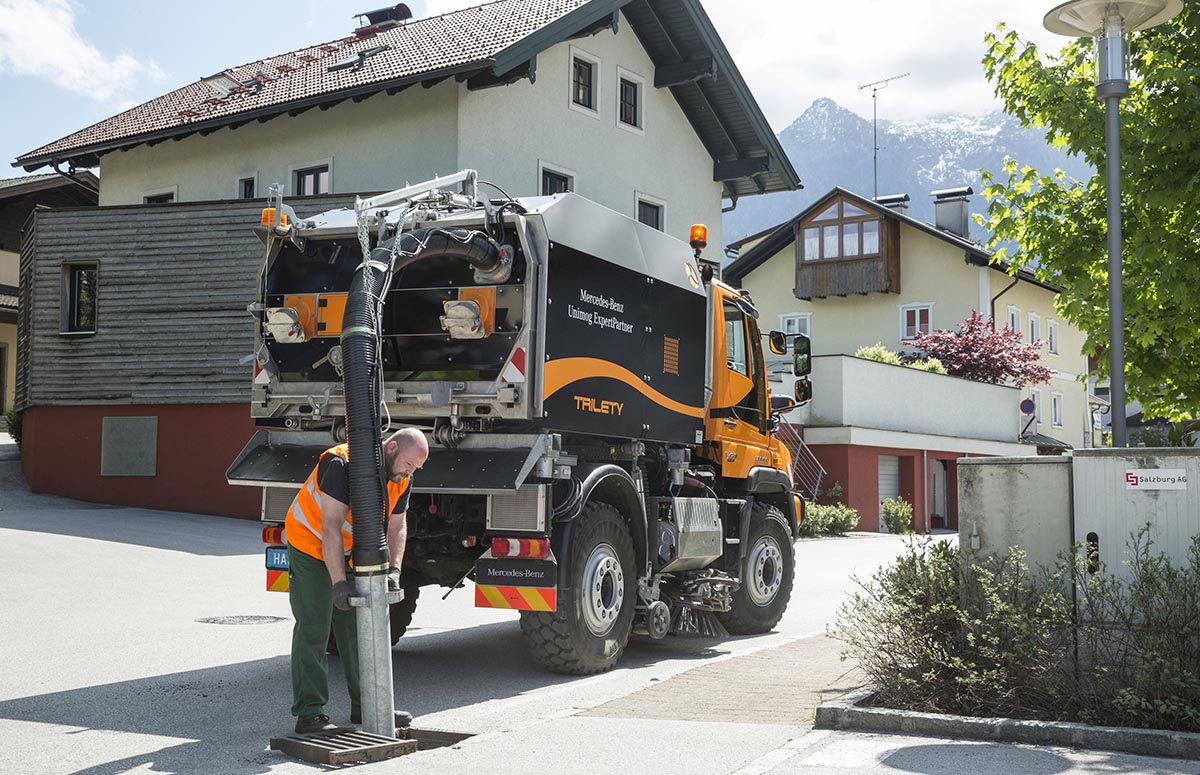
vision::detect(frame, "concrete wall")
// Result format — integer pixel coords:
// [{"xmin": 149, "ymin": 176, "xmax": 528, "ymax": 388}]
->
[
  {"xmin": 98, "ymin": 83, "xmax": 460, "ymax": 205},
  {"xmin": 798, "ymin": 355, "xmax": 1020, "ymax": 442},
  {"xmin": 457, "ymin": 25, "xmax": 723, "ymax": 244},
  {"xmin": 957, "ymin": 455, "xmax": 1073, "ymax": 572}
]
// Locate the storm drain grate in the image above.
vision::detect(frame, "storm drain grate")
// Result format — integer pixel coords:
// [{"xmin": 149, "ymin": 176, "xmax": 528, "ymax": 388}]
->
[
  {"xmin": 195, "ymin": 615, "xmax": 289, "ymax": 625},
  {"xmin": 271, "ymin": 729, "xmax": 417, "ymax": 765}
]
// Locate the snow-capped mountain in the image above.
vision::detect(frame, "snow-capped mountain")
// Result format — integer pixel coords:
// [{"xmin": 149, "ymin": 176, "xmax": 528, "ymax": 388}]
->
[{"xmin": 723, "ymin": 97, "xmax": 1093, "ymax": 248}]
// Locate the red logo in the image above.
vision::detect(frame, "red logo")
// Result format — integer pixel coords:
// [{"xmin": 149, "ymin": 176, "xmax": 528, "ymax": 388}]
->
[{"xmin": 1126, "ymin": 472, "xmax": 1139, "ymax": 487}]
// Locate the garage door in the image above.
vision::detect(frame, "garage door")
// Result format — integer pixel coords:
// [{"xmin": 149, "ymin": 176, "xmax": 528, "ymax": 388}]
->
[{"xmin": 878, "ymin": 455, "xmax": 900, "ymax": 532}]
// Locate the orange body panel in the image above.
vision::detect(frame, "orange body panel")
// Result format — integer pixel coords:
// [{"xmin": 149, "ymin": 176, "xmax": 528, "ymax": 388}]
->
[{"xmin": 458, "ymin": 287, "xmax": 497, "ymax": 337}]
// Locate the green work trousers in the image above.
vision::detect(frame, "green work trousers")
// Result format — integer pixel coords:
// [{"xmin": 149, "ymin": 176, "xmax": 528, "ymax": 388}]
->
[{"xmin": 287, "ymin": 546, "xmax": 361, "ymax": 718}]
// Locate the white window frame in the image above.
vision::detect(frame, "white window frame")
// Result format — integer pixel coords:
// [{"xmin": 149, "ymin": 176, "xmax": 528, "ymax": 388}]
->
[
  {"xmin": 779, "ymin": 312, "xmax": 811, "ymax": 351},
  {"xmin": 288, "ymin": 157, "xmax": 333, "ymax": 196},
  {"xmin": 1007, "ymin": 305, "xmax": 1021, "ymax": 336},
  {"xmin": 236, "ymin": 172, "xmax": 259, "ymax": 200},
  {"xmin": 615, "ymin": 66, "xmax": 646, "ymax": 135},
  {"xmin": 1047, "ymin": 320, "xmax": 1059, "ymax": 355},
  {"xmin": 1028, "ymin": 312, "xmax": 1041, "ymax": 347},
  {"xmin": 568, "ymin": 45, "xmax": 601, "ymax": 119},
  {"xmin": 141, "ymin": 185, "xmax": 178, "ymax": 204},
  {"xmin": 1051, "ymin": 391, "xmax": 1063, "ymax": 427},
  {"xmin": 538, "ymin": 160, "xmax": 576, "ymax": 195},
  {"xmin": 898, "ymin": 302, "xmax": 934, "ymax": 342},
  {"xmin": 634, "ymin": 190, "xmax": 665, "ymax": 231},
  {"xmin": 1031, "ymin": 388, "xmax": 1042, "ymax": 425}
]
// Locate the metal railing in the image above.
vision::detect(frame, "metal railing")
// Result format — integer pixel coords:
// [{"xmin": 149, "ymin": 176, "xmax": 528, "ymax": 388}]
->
[{"xmin": 775, "ymin": 421, "xmax": 825, "ymax": 501}]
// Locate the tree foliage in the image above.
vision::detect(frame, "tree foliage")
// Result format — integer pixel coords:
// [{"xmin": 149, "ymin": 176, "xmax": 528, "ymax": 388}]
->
[
  {"xmin": 979, "ymin": 11, "xmax": 1200, "ymax": 420},
  {"xmin": 909, "ymin": 310, "xmax": 1052, "ymax": 388}
]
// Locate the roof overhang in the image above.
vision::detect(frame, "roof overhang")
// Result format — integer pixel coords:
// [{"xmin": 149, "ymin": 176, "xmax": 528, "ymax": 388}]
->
[{"xmin": 0, "ymin": 171, "xmax": 99, "ymax": 201}]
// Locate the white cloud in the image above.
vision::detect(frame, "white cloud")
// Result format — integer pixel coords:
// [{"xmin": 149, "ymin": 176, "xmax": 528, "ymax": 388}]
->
[{"xmin": 0, "ymin": 0, "xmax": 164, "ymax": 102}]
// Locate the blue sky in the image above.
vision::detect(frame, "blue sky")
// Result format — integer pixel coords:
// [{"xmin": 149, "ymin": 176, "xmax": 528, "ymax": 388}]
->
[{"xmin": 0, "ymin": 0, "xmax": 1063, "ymax": 179}]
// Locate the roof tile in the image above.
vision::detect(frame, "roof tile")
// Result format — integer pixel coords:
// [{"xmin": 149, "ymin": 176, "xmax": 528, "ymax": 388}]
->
[{"xmin": 19, "ymin": 0, "xmax": 588, "ymax": 165}]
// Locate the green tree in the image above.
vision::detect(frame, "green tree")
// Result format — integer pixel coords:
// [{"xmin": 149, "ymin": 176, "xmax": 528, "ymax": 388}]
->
[{"xmin": 979, "ymin": 10, "xmax": 1200, "ymax": 420}]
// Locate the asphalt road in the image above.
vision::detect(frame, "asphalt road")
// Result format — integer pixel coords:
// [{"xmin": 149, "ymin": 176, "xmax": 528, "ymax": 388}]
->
[{"xmin": 2, "ymin": 437, "xmax": 1196, "ymax": 775}]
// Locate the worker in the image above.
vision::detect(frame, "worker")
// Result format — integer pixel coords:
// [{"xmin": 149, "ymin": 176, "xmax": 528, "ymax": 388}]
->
[{"xmin": 284, "ymin": 427, "xmax": 429, "ymax": 734}]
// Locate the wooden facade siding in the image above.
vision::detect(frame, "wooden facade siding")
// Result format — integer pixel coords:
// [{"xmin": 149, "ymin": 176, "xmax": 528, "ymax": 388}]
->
[
  {"xmin": 20, "ymin": 195, "xmax": 354, "ymax": 409},
  {"xmin": 795, "ymin": 255, "xmax": 891, "ymax": 299},
  {"xmin": 16, "ymin": 214, "xmax": 36, "ymax": 410}
]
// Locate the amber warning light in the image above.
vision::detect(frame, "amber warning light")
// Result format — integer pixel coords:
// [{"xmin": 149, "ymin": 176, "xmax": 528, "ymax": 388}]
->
[
  {"xmin": 689, "ymin": 224, "xmax": 708, "ymax": 251},
  {"xmin": 259, "ymin": 208, "xmax": 289, "ymax": 227}
]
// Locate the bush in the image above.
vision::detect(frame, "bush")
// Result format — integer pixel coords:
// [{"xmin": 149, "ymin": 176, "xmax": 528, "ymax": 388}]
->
[
  {"xmin": 855, "ymin": 342, "xmax": 902, "ymax": 366},
  {"xmin": 880, "ymin": 497, "xmax": 914, "ymax": 535},
  {"xmin": 3, "ymin": 408, "xmax": 20, "ymax": 450},
  {"xmin": 832, "ymin": 529, "xmax": 1200, "ymax": 732},
  {"xmin": 824, "ymin": 481, "xmax": 844, "ymax": 502},
  {"xmin": 910, "ymin": 357, "xmax": 948, "ymax": 375},
  {"xmin": 800, "ymin": 503, "xmax": 859, "ymax": 537}
]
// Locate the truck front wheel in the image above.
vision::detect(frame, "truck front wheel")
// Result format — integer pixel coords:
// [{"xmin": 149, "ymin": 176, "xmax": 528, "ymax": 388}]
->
[
  {"xmin": 717, "ymin": 504, "xmax": 795, "ymax": 634},
  {"xmin": 520, "ymin": 501, "xmax": 635, "ymax": 674}
]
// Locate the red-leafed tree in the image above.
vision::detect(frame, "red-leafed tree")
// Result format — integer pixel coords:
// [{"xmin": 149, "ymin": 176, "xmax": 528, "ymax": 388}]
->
[{"xmin": 908, "ymin": 310, "xmax": 1052, "ymax": 388}]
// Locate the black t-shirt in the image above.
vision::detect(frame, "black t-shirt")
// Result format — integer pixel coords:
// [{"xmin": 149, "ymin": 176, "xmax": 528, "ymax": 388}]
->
[{"xmin": 316, "ymin": 454, "xmax": 411, "ymax": 515}]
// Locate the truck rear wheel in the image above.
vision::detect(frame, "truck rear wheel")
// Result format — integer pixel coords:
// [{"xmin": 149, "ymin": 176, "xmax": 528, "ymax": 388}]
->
[
  {"xmin": 718, "ymin": 504, "xmax": 794, "ymax": 634},
  {"xmin": 520, "ymin": 501, "xmax": 635, "ymax": 674}
]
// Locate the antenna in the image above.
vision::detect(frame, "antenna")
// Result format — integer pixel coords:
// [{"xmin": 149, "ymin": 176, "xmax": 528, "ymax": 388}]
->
[{"xmin": 858, "ymin": 73, "xmax": 909, "ymax": 199}]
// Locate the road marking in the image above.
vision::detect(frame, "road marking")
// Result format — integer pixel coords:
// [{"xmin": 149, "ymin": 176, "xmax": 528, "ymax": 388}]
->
[{"xmin": 730, "ymin": 730, "xmax": 832, "ymax": 775}]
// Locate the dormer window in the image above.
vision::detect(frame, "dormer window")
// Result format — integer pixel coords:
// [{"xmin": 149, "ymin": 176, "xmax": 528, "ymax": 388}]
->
[{"xmin": 800, "ymin": 199, "xmax": 881, "ymax": 261}]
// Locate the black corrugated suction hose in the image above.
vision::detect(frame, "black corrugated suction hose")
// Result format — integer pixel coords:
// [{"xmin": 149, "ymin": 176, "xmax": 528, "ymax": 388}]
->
[{"xmin": 342, "ymin": 227, "xmax": 500, "ymax": 570}]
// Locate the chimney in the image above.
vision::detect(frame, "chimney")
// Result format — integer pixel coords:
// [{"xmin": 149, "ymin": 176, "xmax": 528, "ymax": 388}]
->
[
  {"xmin": 931, "ymin": 186, "xmax": 973, "ymax": 238},
  {"xmin": 876, "ymin": 193, "xmax": 910, "ymax": 215}
]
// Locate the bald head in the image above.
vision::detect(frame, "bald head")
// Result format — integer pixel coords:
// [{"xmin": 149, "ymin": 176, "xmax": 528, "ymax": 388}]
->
[{"xmin": 383, "ymin": 428, "xmax": 429, "ymax": 482}]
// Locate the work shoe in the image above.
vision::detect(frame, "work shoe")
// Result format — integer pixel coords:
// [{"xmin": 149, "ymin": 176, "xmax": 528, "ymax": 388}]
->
[
  {"xmin": 294, "ymin": 714, "xmax": 338, "ymax": 734},
  {"xmin": 350, "ymin": 709, "xmax": 413, "ymax": 728}
]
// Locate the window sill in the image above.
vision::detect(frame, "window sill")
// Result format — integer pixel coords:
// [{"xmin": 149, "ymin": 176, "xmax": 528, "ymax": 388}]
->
[
  {"xmin": 569, "ymin": 102, "xmax": 600, "ymax": 120},
  {"xmin": 617, "ymin": 120, "xmax": 645, "ymax": 137},
  {"xmin": 59, "ymin": 330, "xmax": 97, "ymax": 338}
]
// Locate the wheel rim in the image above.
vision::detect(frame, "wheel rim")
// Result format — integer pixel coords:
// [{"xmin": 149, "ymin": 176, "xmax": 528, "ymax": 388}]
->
[
  {"xmin": 747, "ymin": 533, "xmax": 784, "ymax": 606},
  {"xmin": 581, "ymin": 542, "xmax": 624, "ymax": 636}
]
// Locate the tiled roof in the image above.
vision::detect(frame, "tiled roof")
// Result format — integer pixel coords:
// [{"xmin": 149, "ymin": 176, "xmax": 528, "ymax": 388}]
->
[{"xmin": 18, "ymin": 0, "xmax": 589, "ymax": 167}]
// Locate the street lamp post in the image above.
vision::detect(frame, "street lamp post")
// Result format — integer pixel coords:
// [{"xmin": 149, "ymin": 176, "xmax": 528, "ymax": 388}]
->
[{"xmin": 1043, "ymin": 0, "xmax": 1182, "ymax": 448}]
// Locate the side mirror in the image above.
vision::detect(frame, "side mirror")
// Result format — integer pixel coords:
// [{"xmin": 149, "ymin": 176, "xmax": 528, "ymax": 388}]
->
[
  {"xmin": 770, "ymin": 394, "xmax": 796, "ymax": 414},
  {"xmin": 793, "ymin": 334, "xmax": 812, "ymax": 377},
  {"xmin": 768, "ymin": 330, "xmax": 788, "ymax": 355},
  {"xmin": 794, "ymin": 377, "xmax": 812, "ymax": 405}
]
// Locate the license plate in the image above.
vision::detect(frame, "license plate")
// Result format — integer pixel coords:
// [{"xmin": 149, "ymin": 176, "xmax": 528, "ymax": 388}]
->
[{"xmin": 265, "ymin": 546, "xmax": 289, "ymax": 570}]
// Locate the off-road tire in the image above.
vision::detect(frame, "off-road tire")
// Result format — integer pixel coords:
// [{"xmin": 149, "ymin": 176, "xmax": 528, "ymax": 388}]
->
[
  {"xmin": 520, "ymin": 501, "xmax": 635, "ymax": 675},
  {"xmin": 326, "ymin": 583, "xmax": 420, "ymax": 653},
  {"xmin": 717, "ymin": 503, "xmax": 795, "ymax": 634}
]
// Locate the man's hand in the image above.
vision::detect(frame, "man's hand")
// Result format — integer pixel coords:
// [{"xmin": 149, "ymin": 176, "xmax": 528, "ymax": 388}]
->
[
  {"xmin": 332, "ymin": 580, "xmax": 355, "ymax": 611},
  {"xmin": 386, "ymin": 566, "xmax": 401, "ymax": 592}
]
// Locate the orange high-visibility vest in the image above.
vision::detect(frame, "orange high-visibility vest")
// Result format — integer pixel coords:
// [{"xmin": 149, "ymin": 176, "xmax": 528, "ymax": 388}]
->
[{"xmin": 285, "ymin": 444, "xmax": 411, "ymax": 562}]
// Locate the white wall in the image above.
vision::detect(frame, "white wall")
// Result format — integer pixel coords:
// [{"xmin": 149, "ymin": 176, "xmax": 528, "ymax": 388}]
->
[
  {"xmin": 98, "ymin": 84, "xmax": 460, "ymax": 205},
  {"xmin": 457, "ymin": 24, "xmax": 724, "ymax": 246},
  {"xmin": 0, "ymin": 248, "xmax": 17, "ymax": 286}
]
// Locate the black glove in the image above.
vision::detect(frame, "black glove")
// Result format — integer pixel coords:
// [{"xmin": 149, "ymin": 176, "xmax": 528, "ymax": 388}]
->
[
  {"xmin": 332, "ymin": 580, "xmax": 355, "ymax": 611},
  {"xmin": 386, "ymin": 567, "xmax": 402, "ymax": 592}
]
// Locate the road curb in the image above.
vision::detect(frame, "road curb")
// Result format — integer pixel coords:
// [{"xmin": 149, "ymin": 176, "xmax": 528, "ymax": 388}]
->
[{"xmin": 815, "ymin": 688, "xmax": 1200, "ymax": 760}]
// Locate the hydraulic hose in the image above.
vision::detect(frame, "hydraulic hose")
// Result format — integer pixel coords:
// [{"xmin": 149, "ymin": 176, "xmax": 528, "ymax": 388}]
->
[{"xmin": 342, "ymin": 227, "xmax": 500, "ymax": 570}]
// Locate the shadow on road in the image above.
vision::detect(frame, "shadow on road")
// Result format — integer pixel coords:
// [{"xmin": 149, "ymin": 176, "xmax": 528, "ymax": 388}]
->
[
  {"xmin": 0, "ymin": 613, "xmax": 730, "ymax": 775},
  {"xmin": 0, "ymin": 493, "xmax": 258, "ymax": 557}
]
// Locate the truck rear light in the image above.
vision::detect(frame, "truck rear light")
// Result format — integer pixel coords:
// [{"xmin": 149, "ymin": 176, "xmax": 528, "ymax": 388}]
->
[
  {"xmin": 491, "ymin": 537, "xmax": 549, "ymax": 559},
  {"xmin": 262, "ymin": 525, "xmax": 286, "ymax": 545}
]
